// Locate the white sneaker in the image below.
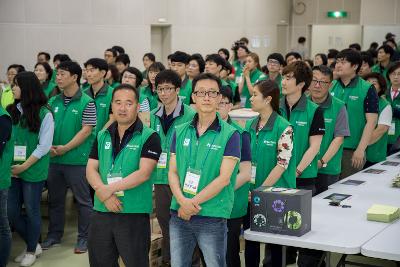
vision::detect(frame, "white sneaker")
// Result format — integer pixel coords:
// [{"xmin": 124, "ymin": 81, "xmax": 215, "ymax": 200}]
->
[
  {"xmin": 20, "ymin": 253, "xmax": 36, "ymax": 267},
  {"xmin": 14, "ymin": 244, "xmax": 42, "ymax": 263}
]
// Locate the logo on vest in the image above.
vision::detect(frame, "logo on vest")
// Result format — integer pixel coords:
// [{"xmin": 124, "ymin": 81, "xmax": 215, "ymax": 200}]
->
[
  {"xmin": 206, "ymin": 143, "xmax": 222, "ymax": 150},
  {"xmin": 126, "ymin": 144, "xmax": 139, "ymax": 150},
  {"xmin": 183, "ymin": 138, "xmax": 190, "ymax": 146},
  {"xmin": 330, "ymin": 92, "xmax": 335, "ymax": 96},
  {"xmin": 54, "ymin": 107, "xmax": 59, "ymax": 113},
  {"xmin": 71, "ymin": 109, "xmax": 78, "ymax": 114},
  {"xmin": 324, "ymin": 118, "xmax": 333, "ymax": 124},
  {"xmin": 104, "ymin": 142, "xmax": 111, "ymax": 149},
  {"xmin": 296, "ymin": 121, "xmax": 307, "ymax": 126},
  {"xmin": 264, "ymin": 140, "xmax": 276, "ymax": 146},
  {"xmin": 349, "ymin": 95, "xmax": 359, "ymax": 101},
  {"xmin": 156, "ymin": 125, "xmax": 161, "ymax": 132},
  {"xmin": 99, "ymin": 103, "xmax": 107, "ymax": 108}
]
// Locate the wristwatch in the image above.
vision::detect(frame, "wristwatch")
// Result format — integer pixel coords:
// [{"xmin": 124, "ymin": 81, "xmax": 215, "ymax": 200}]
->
[{"xmin": 320, "ymin": 159, "xmax": 328, "ymax": 168}]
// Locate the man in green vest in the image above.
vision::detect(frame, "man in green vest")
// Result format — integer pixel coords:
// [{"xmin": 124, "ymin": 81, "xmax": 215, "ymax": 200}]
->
[
  {"xmin": 86, "ymin": 84, "xmax": 161, "ymax": 266},
  {"xmin": 266, "ymin": 53, "xmax": 284, "ymax": 95},
  {"xmin": 0, "ymin": 104, "xmax": 13, "ymax": 267},
  {"xmin": 330, "ymin": 49, "xmax": 379, "ymax": 178},
  {"xmin": 372, "ymin": 44, "xmax": 394, "ymax": 86},
  {"xmin": 42, "ymin": 61, "xmax": 96, "ymax": 254},
  {"xmin": 83, "ymin": 58, "xmax": 113, "ymax": 132},
  {"xmin": 150, "ymin": 70, "xmax": 196, "ymax": 265},
  {"xmin": 280, "ymin": 60, "xmax": 326, "ymax": 267},
  {"xmin": 386, "ymin": 62, "xmax": 400, "ymax": 154},
  {"xmin": 309, "ymin": 65, "xmax": 350, "ymax": 194},
  {"xmin": 170, "ymin": 51, "xmax": 192, "ymax": 105},
  {"xmin": 168, "ymin": 73, "xmax": 240, "ymax": 266},
  {"xmin": 217, "ymin": 86, "xmax": 251, "ymax": 267}
]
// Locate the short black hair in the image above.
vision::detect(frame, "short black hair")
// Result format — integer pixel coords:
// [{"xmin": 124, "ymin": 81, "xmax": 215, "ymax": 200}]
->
[
  {"xmin": 336, "ymin": 48, "xmax": 362, "ymax": 73},
  {"xmin": 155, "ymin": 69, "xmax": 181, "ymax": 89},
  {"xmin": 385, "ymin": 32, "xmax": 396, "ymax": 40},
  {"xmin": 218, "ymin": 48, "xmax": 230, "ymax": 59},
  {"xmin": 57, "ymin": 61, "xmax": 82, "ymax": 85},
  {"xmin": 53, "ymin": 54, "xmax": 71, "ymax": 63},
  {"xmin": 112, "ymin": 83, "xmax": 139, "ymax": 102},
  {"xmin": 190, "ymin": 54, "xmax": 205, "ymax": 73},
  {"xmin": 108, "ymin": 64, "xmax": 120, "ymax": 83},
  {"xmin": 285, "ymin": 52, "xmax": 302, "ymax": 61},
  {"xmin": 84, "ymin": 58, "xmax": 109, "ymax": 74},
  {"xmin": 148, "ymin": 62, "xmax": 166, "ymax": 74},
  {"xmin": 192, "ymin": 73, "xmax": 222, "ymax": 92},
  {"xmin": 282, "ymin": 61, "xmax": 313, "ymax": 93},
  {"xmin": 116, "ymin": 54, "xmax": 130, "ymax": 65},
  {"xmin": 267, "ymin": 53, "xmax": 285, "ymax": 65},
  {"xmin": 363, "ymin": 72, "xmax": 387, "ymax": 96},
  {"xmin": 385, "ymin": 39, "xmax": 398, "ymax": 49},
  {"xmin": 219, "ymin": 86, "xmax": 233, "ymax": 103},
  {"xmin": 312, "ymin": 65, "xmax": 333, "ymax": 81},
  {"xmin": 170, "ymin": 51, "xmax": 190, "ymax": 64},
  {"xmin": 37, "ymin": 52, "xmax": 51, "ymax": 61},
  {"xmin": 222, "ymin": 60, "xmax": 233, "ymax": 73},
  {"xmin": 143, "ymin": 53, "xmax": 156, "ymax": 62},
  {"xmin": 112, "ymin": 46, "xmax": 125, "ymax": 55},
  {"xmin": 327, "ymin": 49, "xmax": 339, "ymax": 59},
  {"xmin": 34, "ymin": 62, "xmax": 53, "ymax": 81},
  {"xmin": 304, "ymin": 59, "xmax": 314, "ymax": 68},
  {"xmin": 349, "ymin": 43, "xmax": 361, "ymax": 51},
  {"xmin": 369, "ymin": 42, "xmax": 379, "ymax": 50},
  {"xmin": 121, "ymin": 67, "xmax": 143, "ymax": 88},
  {"xmin": 7, "ymin": 64, "xmax": 25, "ymax": 73},
  {"xmin": 298, "ymin": 37, "xmax": 306, "ymax": 44},
  {"xmin": 378, "ymin": 44, "xmax": 395, "ymax": 57},
  {"xmin": 387, "ymin": 62, "xmax": 400, "ymax": 80},
  {"xmin": 361, "ymin": 53, "xmax": 374, "ymax": 68},
  {"xmin": 105, "ymin": 48, "xmax": 117, "ymax": 57},
  {"xmin": 315, "ymin": 53, "xmax": 328, "ymax": 65},
  {"xmin": 205, "ymin": 54, "xmax": 226, "ymax": 67}
]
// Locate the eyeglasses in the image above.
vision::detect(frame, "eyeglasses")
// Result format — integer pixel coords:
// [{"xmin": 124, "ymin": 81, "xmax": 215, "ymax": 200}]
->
[
  {"xmin": 188, "ymin": 63, "xmax": 198, "ymax": 69},
  {"xmin": 193, "ymin": 90, "xmax": 220, "ymax": 98},
  {"xmin": 156, "ymin": 86, "xmax": 175, "ymax": 94},
  {"xmin": 311, "ymin": 79, "xmax": 330, "ymax": 87},
  {"xmin": 267, "ymin": 59, "xmax": 280, "ymax": 66},
  {"xmin": 390, "ymin": 72, "xmax": 400, "ymax": 77}
]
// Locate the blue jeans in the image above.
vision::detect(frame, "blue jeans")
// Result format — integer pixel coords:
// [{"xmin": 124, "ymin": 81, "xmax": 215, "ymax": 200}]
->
[
  {"xmin": 7, "ymin": 178, "xmax": 45, "ymax": 252},
  {"xmin": 0, "ymin": 189, "xmax": 11, "ymax": 267},
  {"xmin": 170, "ymin": 212, "xmax": 227, "ymax": 267}
]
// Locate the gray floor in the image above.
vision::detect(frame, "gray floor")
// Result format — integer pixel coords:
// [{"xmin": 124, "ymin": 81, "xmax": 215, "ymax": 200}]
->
[{"xmin": 7, "ymin": 191, "xmax": 398, "ymax": 267}]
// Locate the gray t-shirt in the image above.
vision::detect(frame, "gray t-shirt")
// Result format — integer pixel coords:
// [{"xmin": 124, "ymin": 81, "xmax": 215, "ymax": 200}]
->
[{"xmin": 334, "ymin": 105, "xmax": 350, "ymax": 138}]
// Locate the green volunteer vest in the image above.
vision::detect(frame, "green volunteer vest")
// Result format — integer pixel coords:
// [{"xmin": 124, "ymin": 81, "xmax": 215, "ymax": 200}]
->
[
  {"xmin": 94, "ymin": 121, "xmax": 155, "ymax": 213},
  {"xmin": 228, "ymin": 118, "xmax": 250, "ymax": 219},
  {"xmin": 266, "ymin": 74, "xmax": 283, "ymax": 97},
  {"xmin": 84, "ymin": 84, "xmax": 113, "ymax": 133},
  {"xmin": 330, "ymin": 76, "xmax": 370, "ymax": 149},
  {"xmin": 81, "ymin": 82, "xmax": 90, "ymax": 91},
  {"xmin": 139, "ymin": 86, "xmax": 159, "ymax": 111},
  {"xmin": 1, "ymin": 85, "xmax": 14, "ymax": 109},
  {"xmin": 109, "ymin": 81, "xmax": 120, "ymax": 89},
  {"xmin": 366, "ymin": 97, "xmax": 390, "ymax": 163},
  {"xmin": 42, "ymin": 80, "xmax": 57, "ymax": 98},
  {"xmin": 0, "ymin": 108, "xmax": 13, "ymax": 189},
  {"xmin": 246, "ymin": 112, "xmax": 296, "ymax": 190},
  {"xmin": 313, "ymin": 95, "xmax": 346, "ymax": 175},
  {"xmin": 242, "ymin": 69, "xmax": 267, "ymax": 108},
  {"xmin": 233, "ymin": 60, "xmax": 244, "ymax": 81},
  {"xmin": 279, "ymin": 95, "xmax": 320, "ymax": 178},
  {"xmin": 170, "ymin": 115, "xmax": 239, "ymax": 219},
  {"xmin": 386, "ymin": 88, "xmax": 400, "ymax": 144},
  {"xmin": 12, "ymin": 107, "xmax": 51, "ymax": 182},
  {"xmin": 150, "ymin": 102, "xmax": 196, "ymax": 184},
  {"xmin": 179, "ymin": 76, "xmax": 192, "ymax": 105},
  {"xmin": 49, "ymin": 91, "xmax": 95, "ymax": 165},
  {"xmin": 372, "ymin": 64, "xmax": 391, "ymax": 88}
]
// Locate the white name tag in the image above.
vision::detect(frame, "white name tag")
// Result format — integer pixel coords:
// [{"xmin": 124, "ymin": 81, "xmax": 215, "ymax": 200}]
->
[
  {"xmin": 251, "ymin": 165, "xmax": 257, "ymax": 184},
  {"xmin": 14, "ymin": 145, "xmax": 27, "ymax": 162},
  {"xmin": 389, "ymin": 122, "xmax": 396, "ymax": 136},
  {"xmin": 107, "ymin": 173, "xmax": 124, "ymax": 197},
  {"xmin": 183, "ymin": 169, "xmax": 201, "ymax": 195},
  {"xmin": 157, "ymin": 152, "xmax": 168, "ymax": 169},
  {"xmin": 235, "ymin": 76, "xmax": 243, "ymax": 84}
]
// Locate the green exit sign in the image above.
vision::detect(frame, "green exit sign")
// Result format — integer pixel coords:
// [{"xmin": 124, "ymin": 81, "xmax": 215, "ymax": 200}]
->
[{"xmin": 327, "ymin": 11, "xmax": 348, "ymax": 18}]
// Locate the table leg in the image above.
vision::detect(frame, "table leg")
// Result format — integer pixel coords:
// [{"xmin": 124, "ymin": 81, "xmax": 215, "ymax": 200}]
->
[
  {"xmin": 326, "ymin": 251, "xmax": 331, "ymax": 267},
  {"xmin": 282, "ymin": 245, "xmax": 287, "ymax": 267}
]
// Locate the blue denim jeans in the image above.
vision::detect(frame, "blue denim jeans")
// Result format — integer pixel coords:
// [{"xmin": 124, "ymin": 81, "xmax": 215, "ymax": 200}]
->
[
  {"xmin": 7, "ymin": 178, "xmax": 45, "ymax": 252},
  {"xmin": 170, "ymin": 212, "xmax": 227, "ymax": 267},
  {"xmin": 0, "ymin": 189, "xmax": 11, "ymax": 267}
]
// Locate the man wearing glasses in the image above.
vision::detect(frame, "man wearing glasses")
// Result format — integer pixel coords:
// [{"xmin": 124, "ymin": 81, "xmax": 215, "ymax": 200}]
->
[
  {"xmin": 266, "ymin": 53, "xmax": 285, "ymax": 96},
  {"xmin": 168, "ymin": 73, "xmax": 240, "ymax": 267},
  {"xmin": 149, "ymin": 70, "xmax": 196, "ymax": 266},
  {"xmin": 309, "ymin": 65, "xmax": 349, "ymax": 194}
]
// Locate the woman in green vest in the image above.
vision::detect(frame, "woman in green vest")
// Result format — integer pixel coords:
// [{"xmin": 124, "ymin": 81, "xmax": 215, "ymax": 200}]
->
[
  {"xmin": 244, "ymin": 80, "xmax": 295, "ymax": 267},
  {"xmin": 365, "ymin": 73, "xmax": 392, "ymax": 167},
  {"xmin": 6, "ymin": 72, "xmax": 54, "ymax": 266},
  {"xmin": 34, "ymin": 62, "xmax": 56, "ymax": 98},
  {"xmin": 238, "ymin": 53, "xmax": 267, "ymax": 108},
  {"xmin": 386, "ymin": 62, "xmax": 400, "ymax": 154},
  {"xmin": 105, "ymin": 64, "xmax": 120, "ymax": 89},
  {"xmin": 138, "ymin": 62, "xmax": 165, "ymax": 112}
]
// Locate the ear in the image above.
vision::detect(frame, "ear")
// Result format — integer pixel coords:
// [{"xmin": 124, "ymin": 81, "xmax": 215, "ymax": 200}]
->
[
  {"xmin": 101, "ymin": 70, "xmax": 107, "ymax": 78},
  {"xmin": 297, "ymin": 81, "xmax": 306, "ymax": 91},
  {"xmin": 176, "ymin": 87, "xmax": 180, "ymax": 95}
]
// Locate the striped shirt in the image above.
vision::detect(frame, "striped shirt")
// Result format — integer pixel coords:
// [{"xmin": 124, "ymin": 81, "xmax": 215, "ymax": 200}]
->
[{"xmin": 64, "ymin": 97, "xmax": 97, "ymax": 126}]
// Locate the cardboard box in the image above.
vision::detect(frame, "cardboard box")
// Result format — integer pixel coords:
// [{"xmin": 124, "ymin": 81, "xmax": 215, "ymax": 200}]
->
[{"xmin": 250, "ymin": 186, "xmax": 312, "ymax": 236}]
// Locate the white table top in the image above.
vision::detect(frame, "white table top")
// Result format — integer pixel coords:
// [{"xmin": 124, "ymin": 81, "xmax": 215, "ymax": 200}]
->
[
  {"xmin": 361, "ymin": 221, "xmax": 400, "ymax": 261},
  {"xmin": 245, "ymin": 153, "xmax": 400, "ymax": 255}
]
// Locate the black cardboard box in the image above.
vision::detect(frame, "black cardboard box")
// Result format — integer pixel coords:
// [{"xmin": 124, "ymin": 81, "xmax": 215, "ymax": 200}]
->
[{"xmin": 250, "ymin": 186, "xmax": 312, "ymax": 236}]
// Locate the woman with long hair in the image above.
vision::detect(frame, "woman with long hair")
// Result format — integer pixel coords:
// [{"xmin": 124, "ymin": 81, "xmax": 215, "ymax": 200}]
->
[
  {"xmin": 34, "ymin": 62, "xmax": 56, "ymax": 98},
  {"xmin": 6, "ymin": 72, "xmax": 54, "ymax": 267}
]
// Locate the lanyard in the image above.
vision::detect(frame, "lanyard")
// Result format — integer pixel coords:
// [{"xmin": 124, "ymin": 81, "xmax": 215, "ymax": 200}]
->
[
  {"xmin": 187, "ymin": 129, "xmax": 217, "ymax": 171},
  {"xmin": 109, "ymin": 133, "xmax": 132, "ymax": 174}
]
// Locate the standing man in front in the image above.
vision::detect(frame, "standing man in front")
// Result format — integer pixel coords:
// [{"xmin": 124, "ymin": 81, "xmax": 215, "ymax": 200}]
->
[
  {"xmin": 168, "ymin": 73, "xmax": 240, "ymax": 267},
  {"xmin": 150, "ymin": 70, "xmax": 196, "ymax": 266},
  {"xmin": 86, "ymin": 84, "xmax": 161, "ymax": 266},
  {"xmin": 330, "ymin": 49, "xmax": 378, "ymax": 178},
  {"xmin": 42, "ymin": 61, "xmax": 96, "ymax": 254}
]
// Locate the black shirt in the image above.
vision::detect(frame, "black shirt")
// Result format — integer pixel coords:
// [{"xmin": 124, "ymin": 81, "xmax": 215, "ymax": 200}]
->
[
  {"xmin": 0, "ymin": 115, "xmax": 12, "ymax": 156},
  {"xmin": 89, "ymin": 119, "xmax": 161, "ymax": 161}
]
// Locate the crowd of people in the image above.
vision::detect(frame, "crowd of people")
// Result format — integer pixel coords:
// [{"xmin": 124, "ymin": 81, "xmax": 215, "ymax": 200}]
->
[{"xmin": 0, "ymin": 33, "xmax": 400, "ymax": 267}]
